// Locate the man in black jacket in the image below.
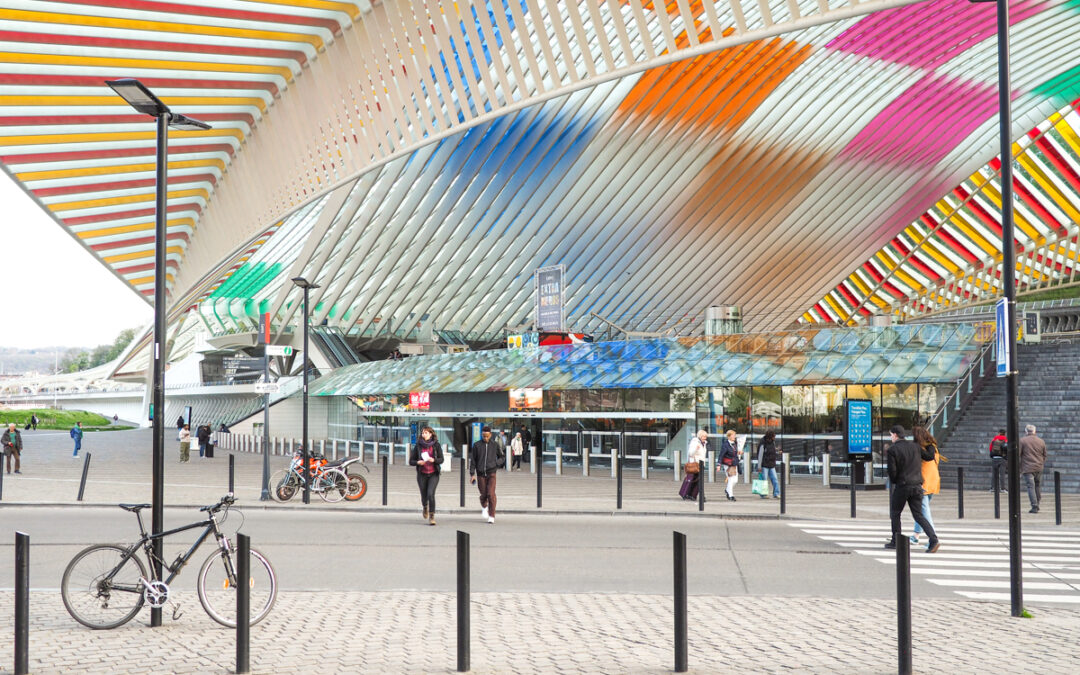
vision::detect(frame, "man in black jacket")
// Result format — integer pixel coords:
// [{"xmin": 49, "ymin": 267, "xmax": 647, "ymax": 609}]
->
[
  {"xmin": 885, "ymin": 425, "xmax": 940, "ymax": 553},
  {"xmin": 470, "ymin": 426, "xmax": 505, "ymax": 524}
]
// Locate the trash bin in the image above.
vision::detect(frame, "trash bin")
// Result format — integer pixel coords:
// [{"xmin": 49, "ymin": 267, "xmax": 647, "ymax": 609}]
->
[{"xmin": 205, "ymin": 443, "xmax": 215, "ymax": 459}]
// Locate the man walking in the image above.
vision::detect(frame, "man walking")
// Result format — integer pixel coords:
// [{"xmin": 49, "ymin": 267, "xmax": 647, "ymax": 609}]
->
[
  {"xmin": 30, "ymin": 413, "xmax": 38, "ymax": 431},
  {"xmin": 2, "ymin": 422, "xmax": 23, "ymax": 474},
  {"xmin": 1019, "ymin": 424, "xmax": 1047, "ymax": 513},
  {"xmin": 469, "ymin": 426, "xmax": 505, "ymax": 524},
  {"xmin": 988, "ymin": 428, "xmax": 1008, "ymax": 492},
  {"xmin": 70, "ymin": 422, "xmax": 83, "ymax": 458},
  {"xmin": 885, "ymin": 425, "xmax": 940, "ymax": 553}
]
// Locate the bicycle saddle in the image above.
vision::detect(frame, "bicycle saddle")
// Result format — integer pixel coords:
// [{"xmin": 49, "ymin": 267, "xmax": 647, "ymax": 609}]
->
[
  {"xmin": 118, "ymin": 503, "xmax": 151, "ymax": 512},
  {"xmin": 323, "ymin": 458, "xmax": 347, "ymax": 468}
]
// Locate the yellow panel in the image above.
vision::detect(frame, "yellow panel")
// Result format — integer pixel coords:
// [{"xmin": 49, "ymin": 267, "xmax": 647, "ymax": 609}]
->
[
  {"xmin": 16, "ymin": 159, "xmax": 226, "ymax": 181},
  {"xmin": 1015, "ymin": 153, "xmax": 1080, "ymax": 225},
  {"xmin": 77, "ymin": 218, "xmax": 196, "ymax": 240},
  {"xmin": 105, "ymin": 246, "xmax": 184, "ymax": 264},
  {"xmin": 52, "ymin": 188, "xmax": 209, "ymax": 212},
  {"xmin": 0, "ymin": 129, "xmax": 244, "ymax": 147},
  {"xmin": 0, "ymin": 92, "xmax": 269, "ymax": 113}
]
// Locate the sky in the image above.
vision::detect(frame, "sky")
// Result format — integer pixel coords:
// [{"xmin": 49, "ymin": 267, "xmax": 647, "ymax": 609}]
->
[{"xmin": 0, "ymin": 170, "xmax": 153, "ymax": 349}]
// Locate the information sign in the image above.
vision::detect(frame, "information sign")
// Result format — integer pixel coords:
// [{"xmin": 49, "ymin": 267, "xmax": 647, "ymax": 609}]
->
[
  {"xmin": 845, "ymin": 399, "xmax": 873, "ymax": 457},
  {"xmin": 535, "ymin": 265, "xmax": 565, "ymax": 332},
  {"xmin": 254, "ymin": 382, "xmax": 281, "ymax": 394},
  {"xmin": 265, "ymin": 345, "xmax": 294, "ymax": 357}
]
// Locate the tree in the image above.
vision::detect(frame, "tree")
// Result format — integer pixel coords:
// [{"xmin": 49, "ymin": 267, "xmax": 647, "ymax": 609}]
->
[{"xmin": 61, "ymin": 327, "xmax": 138, "ymax": 373}]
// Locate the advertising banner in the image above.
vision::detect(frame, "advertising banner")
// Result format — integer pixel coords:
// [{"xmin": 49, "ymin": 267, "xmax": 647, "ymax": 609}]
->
[
  {"xmin": 995, "ymin": 298, "xmax": 1010, "ymax": 377},
  {"xmin": 845, "ymin": 399, "xmax": 873, "ymax": 457},
  {"xmin": 535, "ymin": 265, "xmax": 565, "ymax": 332}
]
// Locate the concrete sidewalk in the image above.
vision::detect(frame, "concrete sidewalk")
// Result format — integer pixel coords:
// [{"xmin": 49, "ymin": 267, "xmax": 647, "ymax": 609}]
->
[{"xmin": 5, "ymin": 428, "xmax": 1077, "ymax": 527}]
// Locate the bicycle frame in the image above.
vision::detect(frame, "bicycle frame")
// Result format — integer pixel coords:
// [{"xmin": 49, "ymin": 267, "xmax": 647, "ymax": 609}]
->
[{"xmin": 113, "ymin": 509, "xmax": 230, "ymax": 588}]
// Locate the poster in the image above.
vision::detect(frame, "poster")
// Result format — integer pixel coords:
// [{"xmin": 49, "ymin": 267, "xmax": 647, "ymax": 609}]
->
[{"xmin": 535, "ymin": 265, "xmax": 564, "ymax": 332}]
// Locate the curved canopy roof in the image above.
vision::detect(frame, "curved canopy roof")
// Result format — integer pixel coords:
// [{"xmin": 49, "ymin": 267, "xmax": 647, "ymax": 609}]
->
[{"xmin": 4, "ymin": 0, "xmax": 1080, "ymax": 367}]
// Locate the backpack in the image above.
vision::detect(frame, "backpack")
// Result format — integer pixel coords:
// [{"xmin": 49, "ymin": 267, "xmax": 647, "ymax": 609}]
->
[{"xmin": 990, "ymin": 438, "xmax": 1007, "ymax": 458}]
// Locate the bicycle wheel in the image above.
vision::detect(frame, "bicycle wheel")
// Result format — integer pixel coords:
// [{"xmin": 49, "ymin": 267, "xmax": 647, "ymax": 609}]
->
[
  {"xmin": 344, "ymin": 473, "xmax": 368, "ymax": 502},
  {"xmin": 197, "ymin": 546, "xmax": 277, "ymax": 628},
  {"xmin": 318, "ymin": 468, "xmax": 349, "ymax": 503},
  {"xmin": 61, "ymin": 544, "xmax": 147, "ymax": 629},
  {"xmin": 269, "ymin": 468, "xmax": 298, "ymax": 502}
]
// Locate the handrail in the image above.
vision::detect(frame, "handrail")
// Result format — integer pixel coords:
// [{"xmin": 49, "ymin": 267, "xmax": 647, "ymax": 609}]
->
[{"xmin": 925, "ymin": 336, "xmax": 996, "ymax": 439}]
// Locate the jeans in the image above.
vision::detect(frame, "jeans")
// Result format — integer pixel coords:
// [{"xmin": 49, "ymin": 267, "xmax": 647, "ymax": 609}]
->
[
  {"xmin": 417, "ymin": 471, "xmax": 439, "ymax": 513},
  {"xmin": 1023, "ymin": 471, "xmax": 1042, "ymax": 509},
  {"xmin": 762, "ymin": 467, "xmax": 780, "ymax": 497},
  {"xmin": 912, "ymin": 494, "xmax": 934, "ymax": 535},
  {"xmin": 476, "ymin": 471, "xmax": 498, "ymax": 516},
  {"xmin": 73, "ymin": 440, "xmax": 81, "ymax": 457},
  {"xmin": 890, "ymin": 485, "xmax": 936, "ymax": 543},
  {"xmin": 991, "ymin": 456, "xmax": 1007, "ymax": 491},
  {"xmin": 199, "ymin": 442, "xmax": 207, "ymax": 458}
]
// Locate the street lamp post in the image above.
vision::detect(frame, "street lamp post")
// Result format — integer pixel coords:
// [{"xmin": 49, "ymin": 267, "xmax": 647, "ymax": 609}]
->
[
  {"xmin": 105, "ymin": 79, "xmax": 210, "ymax": 629},
  {"xmin": 291, "ymin": 277, "xmax": 320, "ymax": 505}
]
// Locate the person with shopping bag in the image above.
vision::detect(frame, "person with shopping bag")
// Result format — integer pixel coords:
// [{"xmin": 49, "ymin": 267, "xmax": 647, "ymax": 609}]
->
[
  {"xmin": 753, "ymin": 431, "xmax": 780, "ymax": 499},
  {"xmin": 679, "ymin": 429, "xmax": 709, "ymax": 500}
]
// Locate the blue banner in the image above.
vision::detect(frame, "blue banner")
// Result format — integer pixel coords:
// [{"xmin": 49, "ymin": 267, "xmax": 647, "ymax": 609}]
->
[
  {"xmin": 845, "ymin": 399, "xmax": 872, "ymax": 457},
  {"xmin": 995, "ymin": 298, "xmax": 1010, "ymax": 377}
]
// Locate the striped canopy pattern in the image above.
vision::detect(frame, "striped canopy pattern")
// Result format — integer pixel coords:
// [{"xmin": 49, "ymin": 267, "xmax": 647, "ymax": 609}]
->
[{"xmin": 4, "ymin": 0, "xmax": 1080, "ymax": 367}]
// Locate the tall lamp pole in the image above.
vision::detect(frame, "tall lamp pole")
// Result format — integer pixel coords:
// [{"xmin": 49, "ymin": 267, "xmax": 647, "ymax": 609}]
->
[
  {"xmin": 292, "ymin": 277, "xmax": 320, "ymax": 505},
  {"xmin": 105, "ymin": 79, "xmax": 211, "ymax": 628},
  {"xmin": 968, "ymin": 0, "xmax": 1022, "ymax": 616}
]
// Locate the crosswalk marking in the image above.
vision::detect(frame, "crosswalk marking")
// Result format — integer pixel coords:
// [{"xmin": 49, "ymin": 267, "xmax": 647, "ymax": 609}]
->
[{"xmin": 790, "ymin": 521, "xmax": 1080, "ymax": 605}]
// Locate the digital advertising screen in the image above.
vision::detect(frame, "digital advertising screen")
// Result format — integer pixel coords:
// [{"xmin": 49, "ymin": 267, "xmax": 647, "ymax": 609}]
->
[
  {"xmin": 845, "ymin": 399, "xmax": 873, "ymax": 457},
  {"xmin": 509, "ymin": 388, "xmax": 542, "ymax": 411}
]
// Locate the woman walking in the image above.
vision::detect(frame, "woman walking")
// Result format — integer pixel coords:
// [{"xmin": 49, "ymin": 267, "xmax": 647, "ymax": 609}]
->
[
  {"xmin": 409, "ymin": 426, "xmax": 444, "ymax": 525},
  {"xmin": 756, "ymin": 431, "xmax": 780, "ymax": 499},
  {"xmin": 178, "ymin": 424, "xmax": 191, "ymax": 463},
  {"xmin": 910, "ymin": 425, "xmax": 941, "ymax": 546},
  {"xmin": 679, "ymin": 429, "xmax": 709, "ymax": 500},
  {"xmin": 510, "ymin": 432, "xmax": 524, "ymax": 471},
  {"xmin": 720, "ymin": 429, "xmax": 741, "ymax": 501}
]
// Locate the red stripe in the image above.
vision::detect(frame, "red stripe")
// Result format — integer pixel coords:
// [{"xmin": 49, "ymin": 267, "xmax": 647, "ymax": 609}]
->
[
  {"xmin": 0, "ymin": 112, "xmax": 257, "ymax": 127},
  {"xmin": 1032, "ymin": 135, "xmax": 1080, "ymax": 197},
  {"xmin": 1012, "ymin": 172, "xmax": 1068, "ymax": 238},
  {"xmin": 63, "ymin": 201, "xmax": 201, "ymax": 226},
  {"xmin": 955, "ymin": 183, "xmax": 1005, "ymax": 241},
  {"xmin": 934, "ymin": 227, "xmax": 980, "ymax": 265},
  {"xmin": 90, "ymin": 231, "xmax": 190, "ymax": 251},
  {"xmin": 861, "ymin": 262, "xmax": 883, "ymax": 283},
  {"xmin": 0, "ymin": 73, "xmax": 277, "ymax": 96},
  {"xmin": 3, "ymin": 143, "xmax": 235, "ymax": 165},
  {"xmin": 891, "ymin": 240, "xmax": 941, "ymax": 282},
  {"xmin": 0, "ymin": 29, "xmax": 307, "ymax": 65},
  {"xmin": 67, "ymin": 0, "xmax": 343, "ymax": 34},
  {"xmin": 34, "ymin": 173, "xmax": 217, "ymax": 197},
  {"xmin": 115, "ymin": 261, "xmax": 180, "ymax": 276},
  {"xmin": 837, "ymin": 282, "xmax": 859, "ymax": 308}
]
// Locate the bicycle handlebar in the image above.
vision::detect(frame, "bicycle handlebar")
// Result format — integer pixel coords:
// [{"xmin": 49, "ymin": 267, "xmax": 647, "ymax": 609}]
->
[{"xmin": 200, "ymin": 492, "xmax": 236, "ymax": 513}]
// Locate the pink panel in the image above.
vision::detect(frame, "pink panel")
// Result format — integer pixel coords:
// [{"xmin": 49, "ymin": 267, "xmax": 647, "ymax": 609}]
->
[
  {"xmin": 826, "ymin": 0, "xmax": 1047, "ymax": 70},
  {"xmin": 839, "ymin": 73, "xmax": 998, "ymax": 167}
]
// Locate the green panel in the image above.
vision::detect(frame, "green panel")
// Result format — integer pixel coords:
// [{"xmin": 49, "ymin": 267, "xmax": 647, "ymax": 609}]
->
[{"xmin": 1033, "ymin": 61, "xmax": 1080, "ymax": 108}]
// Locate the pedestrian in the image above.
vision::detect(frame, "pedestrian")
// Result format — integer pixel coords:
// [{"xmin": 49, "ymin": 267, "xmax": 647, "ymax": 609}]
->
[
  {"xmin": 112, "ymin": 414, "xmax": 118, "ymax": 423},
  {"xmin": 1019, "ymin": 424, "xmax": 1047, "ymax": 513},
  {"xmin": 176, "ymin": 415, "xmax": 185, "ymax": 440},
  {"xmin": 219, "ymin": 422, "xmax": 231, "ymax": 433},
  {"xmin": 2, "ymin": 422, "xmax": 22, "ymax": 474},
  {"xmin": 988, "ymin": 427, "xmax": 1008, "ymax": 492},
  {"xmin": 680, "ymin": 429, "xmax": 708, "ymax": 501},
  {"xmin": 910, "ymin": 425, "xmax": 942, "ymax": 547},
  {"xmin": 719, "ymin": 429, "xmax": 740, "ymax": 501},
  {"xmin": 70, "ymin": 421, "xmax": 84, "ymax": 458},
  {"xmin": 469, "ymin": 426, "xmax": 505, "ymax": 524},
  {"xmin": 756, "ymin": 430, "xmax": 780, "ymax": 499},
  {"xmin": 178, "ymin": 424, "xmax": 191, "ymax": 462},
  {"xmin": 409, "ymin": 426, "xmax": 443, "ymax": 526},
  {"xmin": 30, "ymin": 413, "xmax": 38, "ymax": 431},
  {"xmin": 884, "ymin": 425, "xmax": 940, "ymax": 552},
  {"xmin": 510, "ymin": 432, "xmax": 524, "ymax": 471},
  {"xmin": 196, "ymin": 424, "xmax": 211, "ymax": 458}
]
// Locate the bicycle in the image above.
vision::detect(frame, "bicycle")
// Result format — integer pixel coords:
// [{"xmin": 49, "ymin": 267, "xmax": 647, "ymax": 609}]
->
[
  {"xmin": 269, "ymin": 451, "xmax": 366, "ymax": 502},
  {"xmin": 61, "ymin": 493, "xmax": 277, "ymax": 630}
]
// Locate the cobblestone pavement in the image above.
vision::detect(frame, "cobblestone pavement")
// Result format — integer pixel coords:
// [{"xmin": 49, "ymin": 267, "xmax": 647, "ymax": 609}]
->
[
  {"xmin": 0, "ymin": 590, "xmax": 1077, "ymax": 674},
  {"xmin": 5, "ymin": 428, "xmax": 1079, "ymax": 527}
]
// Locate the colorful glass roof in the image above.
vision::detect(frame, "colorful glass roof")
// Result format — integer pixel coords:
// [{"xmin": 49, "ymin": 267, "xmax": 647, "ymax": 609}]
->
[{"xmin": 311, "ymin": 323, "xmax": 981, "ymax": 395}]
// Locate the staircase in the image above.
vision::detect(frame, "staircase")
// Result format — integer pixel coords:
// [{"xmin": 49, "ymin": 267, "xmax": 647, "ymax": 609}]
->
[{"xmin": 939, "ymin": 338, "xmax": 1080, "ymax": 493}]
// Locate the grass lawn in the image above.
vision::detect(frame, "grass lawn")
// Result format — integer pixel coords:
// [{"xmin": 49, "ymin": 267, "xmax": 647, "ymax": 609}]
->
[{"xmin": 0, "ymin": 408, "xmax": 132, "ymax": 432}]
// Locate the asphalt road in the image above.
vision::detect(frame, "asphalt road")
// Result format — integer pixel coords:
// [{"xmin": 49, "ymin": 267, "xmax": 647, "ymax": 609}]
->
[{"xmin": 0, "ymin": 506, "xmax": 943, "ymax": 599}]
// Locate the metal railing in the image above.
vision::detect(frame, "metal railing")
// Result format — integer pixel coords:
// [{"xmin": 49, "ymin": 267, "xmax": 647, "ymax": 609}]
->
[{"xmin": 924, "ymin": 336, "xmax": 997, "ymax": 439}]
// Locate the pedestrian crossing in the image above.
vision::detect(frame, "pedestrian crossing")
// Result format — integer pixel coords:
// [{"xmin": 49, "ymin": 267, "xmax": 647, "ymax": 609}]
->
[{"xmin": 790, "ymin": 522, "xmax": 1080, "ymax": 604}]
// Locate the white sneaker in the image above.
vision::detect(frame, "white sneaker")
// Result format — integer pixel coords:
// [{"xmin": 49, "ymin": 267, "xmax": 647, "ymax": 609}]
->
[
  {"xmin": 481, "ymin": 506, "xmax": 489, "ymax": 519},
  {"xmin": 487, "ymin": 517, "xmax": 495, "ymax": 524}
]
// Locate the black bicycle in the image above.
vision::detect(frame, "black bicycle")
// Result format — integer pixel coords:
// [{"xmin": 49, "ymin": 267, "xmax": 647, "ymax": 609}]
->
[{"xmin": 61, "ymin": 493, "xmax": 277, "ymax": 629}]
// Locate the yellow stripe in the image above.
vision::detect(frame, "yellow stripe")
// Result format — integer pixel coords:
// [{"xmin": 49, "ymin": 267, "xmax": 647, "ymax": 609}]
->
[
  {"xmin": 823, "ymin": 294, "xmax": 847, "ymax": 322},
  {"xmin": 0, "ymin": 93, "xmax": 268, "ymax": 114},
  {"xmin": 15, "ymin": 159, "xmax": 226, "ymax": 181},
  {"xmin": 0, "ymin": 9, "xmax": 323, "ymax": 50},
  {"xmin": 105, "ymin": 246, "xmax": 184, "ymax": 264},
  {"xmin": 969, "ymin": 172, "xmax": 1042, "ymax": 243},
  {"xmin": 1051, "ymin": 113, "xmax": 1080, "ymax": 158},
  {"xmin": 52, "ymin": 188, "xmax": 209, "ymax": 212},
  {"xmin": 848, "ymin": 272, "xmax": 870, "ymax": 296},
  {"xmin": 946, "ymin": 211, "xmax": 998, "ymax": 258},
  {"xmin": 130, "ymin": 274, "xmax": 176, "ymax": 286},
  {"xmin": 78, "ymin": 218, "xmax": 196, "ymax": 240},
  {"xmin": 892, "ymin": 267, "xmax": 922, "ymax": 292},
  {"xmin": 1015, "ymin": 153, "xmax": 1080, "ymax": 226},
  {"xmin": 0, "ymin": 52, "xmax": 293, "ymax": 84},
  {"xmin": 253, "ymin": 0, "xmax": 361, "ymax": 20},
  {"xmin": 868, "ymin": 294, "xmax": 889, "ymax": 309},
  {"xmin": 0, "ymin": 129, "xmax": 244, "ymax": 147},
  {"xmin": 920, "ymin": 241, "xmax": 960, "ymax": 274}
]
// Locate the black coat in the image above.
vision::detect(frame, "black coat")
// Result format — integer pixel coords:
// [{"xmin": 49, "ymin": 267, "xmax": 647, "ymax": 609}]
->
[
  {"xmin": 409, "ymin": 441, "xmax": 444, "ymax": 475},
  {"xmin": 469, "ymin": 439, "xmax": 505, "ymax": 476},
  {"xmin": 756, "ymin": 441, "xmax": 777, "ymax": 469},
  {"xmin": 887, "ymin": 439, "xmax": 927, "ymax": 487}
]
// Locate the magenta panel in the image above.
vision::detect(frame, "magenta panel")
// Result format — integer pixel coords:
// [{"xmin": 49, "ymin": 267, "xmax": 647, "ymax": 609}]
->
[
  {"xmin": 838, "ymin": 73, "xmax": 998, "ymax": 167},
  {"xmin": 826, "ymin": 0, "xmax": 1047, "ymax": 70}
]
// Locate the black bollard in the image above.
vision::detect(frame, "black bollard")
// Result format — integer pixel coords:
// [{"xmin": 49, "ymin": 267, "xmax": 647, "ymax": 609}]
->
[
  {"xmin": 993, "ymin": 465, "xmax": 1001, "ymax": 519},
  {"xmin": 537, "ymin": 445, "xmax": 543, "ymax": 509},
  {"xmin": 1055, "ymin": 471, "xmax": 1062, "ymax": 526},
  {"xmin": 957, "ymin": 467, "xmax": 965, "ymax": 519},
  {"xmin": 617, "ymin": 448, "xmax": 624, "ymax": 510},
  {"xmin": 673, "ymin": 531, "xmax": 687, "ymax": 673},
  {"xmin": 0, "ymin": 465, "xmax": 4, "ymax": 500},
  {"xmin": 236, "ymin": 533, "xmax": 250, "ymax": 674},
  {"xmin": 896, "ymin": 536, "xmax": 912, "ymax": 675},
  {"xmin": 779, "ymin": 461, "xmax": 786, "ymax": 515},
  {"xmin": 460, "ymin": 447, "xmax": 466, "ymax": 509},
  {"xmin": 381, "ymin": 455, "xmax": 388, "ymax": 506},
  {"xmin": 15, "ymin": 531, "xmax": 28, "ymax": 675},
  {"xmin": 457, "ymin": 530, "xmax": 470, "ymax": 673},
  {"xmin": 850, "ymin": 462, "xmax": 857, "ymax": 519},
  {"xmin": 77, "ymin": 452, "xmax": 92, "ymax": 501},
  {"xmin": 698, "ymin": 463, "xmax": 705, "ymax": 512},
  {"xmin": 229, "ymin": 453, "xmax": 235, "ymax": 493}
]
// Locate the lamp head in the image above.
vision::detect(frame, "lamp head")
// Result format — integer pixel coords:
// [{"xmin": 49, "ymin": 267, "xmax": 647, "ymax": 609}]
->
[
  {"xmin": 168, "ymin": 113, "xmax": 212, "ymax": 131},
  {"xmin": 291, "ymin": 276, "xmax": 320, "ymax": 290},
  {"xmin": 105, "ymin": 78, "xmax": 169, "ymax": 117}
]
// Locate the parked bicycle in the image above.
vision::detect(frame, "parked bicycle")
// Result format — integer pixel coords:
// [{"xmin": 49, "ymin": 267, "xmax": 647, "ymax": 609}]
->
[
  {"xmin": 61, "ymin": 493, "xmax": 277, "ymax": 629},
  {"xmin": 270, "ymin": 450, "xmax": 368, "ymax": 503}
]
